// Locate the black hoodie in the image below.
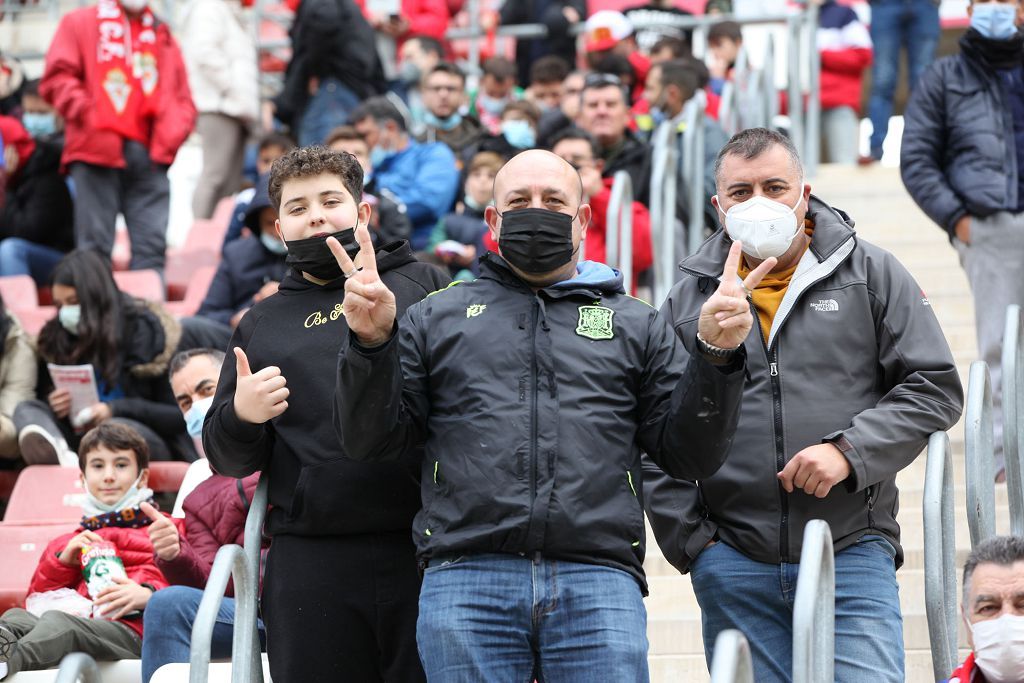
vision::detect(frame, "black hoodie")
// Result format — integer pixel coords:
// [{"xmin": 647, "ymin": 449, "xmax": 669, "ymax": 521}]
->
[{"xmin": 204, "ymin": 241, "xmax": 450, "ymax": 537}]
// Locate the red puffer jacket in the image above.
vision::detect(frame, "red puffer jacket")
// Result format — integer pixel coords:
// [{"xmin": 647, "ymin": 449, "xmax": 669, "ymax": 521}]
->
[
  {"xmin": 29, "ymin": 518, "xmax": 185, "ymax": 638},
  {"xmin": 156, "ymin": 473, "xmax": 261, "ymax": 596},
  {"xmin": 39, "ymin": 6, "xmax": 196, "ymax": 170}
]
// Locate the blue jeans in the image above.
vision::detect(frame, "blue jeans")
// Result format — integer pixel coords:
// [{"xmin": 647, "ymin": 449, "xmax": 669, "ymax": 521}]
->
[
  {"xmin": 867, "ymin": 0, "xmax": 940, "ymax": 156},
  {"xmin": 298, "ymin": 78, "xmax": 361, "ymax": 147},
  {"xmin": 690, "ymin": 535, "xmax": 904, "ymax": 682},
  {"xmin": 417, "ymin": 553, "xmax": 649, "ymax": 682},
  {"xmin": 140, "ymin": 585, "xmax": 266, "ymax": 683},
  {"xmin": 0, "ymin": 237, "xmax": 65, "ymax": 286}
]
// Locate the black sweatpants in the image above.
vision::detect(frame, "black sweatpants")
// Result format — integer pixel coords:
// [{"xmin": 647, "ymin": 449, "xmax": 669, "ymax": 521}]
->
[{"xmin": 261, "ymin": 532, "xmax": 425, "ymax": 683}]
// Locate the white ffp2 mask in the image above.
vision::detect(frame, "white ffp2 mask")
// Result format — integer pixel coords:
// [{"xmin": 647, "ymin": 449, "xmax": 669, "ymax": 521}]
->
[
  {"xmin": 971, "ymin": 613, "xmax": 1024, "ymax": 683},
  {"xmin": 717, "ymin": 190, "xmax": 805, "ymax": 260}
]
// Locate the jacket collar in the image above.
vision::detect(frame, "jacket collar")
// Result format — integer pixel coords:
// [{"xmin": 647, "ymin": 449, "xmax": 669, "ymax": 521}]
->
[
  {"xmin": 680, "ymin": 194, "xmax": 856, "ymax": 280},
  {"xmin": 478, "ymin": 252, "xmax": 625, "ymax": 299}
]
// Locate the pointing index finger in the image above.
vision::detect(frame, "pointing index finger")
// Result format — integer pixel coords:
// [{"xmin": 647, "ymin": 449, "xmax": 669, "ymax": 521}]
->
[
  {"xmin": 721, "ymin": 240, "xmax": 743, "ymax": 285},
  {"xmin": 354, "ymin": 224, "xmax": 378, "ymax": 278},
  {"xmin": 326, "ymin": 236, "xmax": 355, "ymax": 275}
]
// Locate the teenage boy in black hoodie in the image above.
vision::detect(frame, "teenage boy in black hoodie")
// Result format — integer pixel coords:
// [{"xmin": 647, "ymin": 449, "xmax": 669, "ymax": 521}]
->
[{"xmin": 202, "ymin": 146, "xmax": 448, "ymax": 682}]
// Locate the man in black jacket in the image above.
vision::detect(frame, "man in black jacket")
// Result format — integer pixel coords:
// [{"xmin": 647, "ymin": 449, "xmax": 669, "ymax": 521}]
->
[
  {"xmin": 331, "ymin": 148, "xmax": 774, "ymax": 681},
  {"xmin": 901, "ymin": 0, "xmax": 1024, "ymax": 479},
  {"xmin": 203, "ymin": 146, "xmax": 448, "ymax": 681},
  {"xmin": 271, "ymin": 0, "xmax": 384, "ymax": 146}
]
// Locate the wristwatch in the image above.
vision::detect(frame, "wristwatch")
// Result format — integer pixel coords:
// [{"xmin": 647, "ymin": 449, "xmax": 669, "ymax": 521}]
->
[{"xmin": 696, "ymin": 333, "xmax": 740, "ymax": 360}]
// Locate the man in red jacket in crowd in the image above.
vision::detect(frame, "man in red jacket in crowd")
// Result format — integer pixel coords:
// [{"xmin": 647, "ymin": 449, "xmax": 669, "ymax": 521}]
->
[
  {"xmin": 139, "ymin": 348, "xmax": 263, "ymax": 683},
  {"xmin": 0, "ymin": 422, "xmax": 181, "ymax": 679},
  {"xmin": 817, "ymin": 0, "xmax": 872, "ymax": 165},
  {"xmin": 39, "ymin": 0, "xmax": 195, "ymax": 272}
]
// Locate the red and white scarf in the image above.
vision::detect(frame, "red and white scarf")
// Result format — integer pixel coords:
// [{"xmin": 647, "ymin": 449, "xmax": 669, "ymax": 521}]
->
[{"xmin": 94, "ymin": 0, "xmax": 160, "ymax": 141}]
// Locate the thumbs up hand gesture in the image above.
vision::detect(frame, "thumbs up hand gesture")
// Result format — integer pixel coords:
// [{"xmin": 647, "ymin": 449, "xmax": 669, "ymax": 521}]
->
[
  {"xmin": 141, "ymin": 502, "xmax": 180, "ymax": 561},
  {"xmin": 232, "ymin": 347, "xmax": 289, "ymax": 424}
]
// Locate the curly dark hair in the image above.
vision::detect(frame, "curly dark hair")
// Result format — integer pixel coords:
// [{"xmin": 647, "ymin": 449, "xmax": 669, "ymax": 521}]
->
[{"xmin": 268, "ymin": 145, "xmax": 364, "ymax": 210}]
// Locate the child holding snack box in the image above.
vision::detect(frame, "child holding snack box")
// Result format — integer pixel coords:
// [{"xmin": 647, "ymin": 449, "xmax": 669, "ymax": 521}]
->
[{"xmin": 0, "ymin": 422, "xmax": 181, "ymax": 678}]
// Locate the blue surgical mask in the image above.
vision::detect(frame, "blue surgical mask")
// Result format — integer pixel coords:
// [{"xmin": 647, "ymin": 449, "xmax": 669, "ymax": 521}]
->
[
  {"xmin": 260, "ymin": 231, "xmax": 288, "ymax": 255},
  {"xmin": 423, "ymin": 110, "xmax": 463, "ymax": 131},
  {"xmin": 184, "ymin": 396, "xmax": 214, "ymax": 438},
  {"xmin": 22, "ymin": 111, "xmax": 57, "ymax": 138},
  {"xmin": 650, "ymin": 106, "xmax": 667, "ymax": 126},
  {"xmin": 82, "ymin": 473, "xmax": 152, "ymax": 515},
  {"xmin": 501, "ymin": 119, "xmax": 536, "ymax": 149},
  {"xmin": 59, "ymin": 304, "xmax": 81, "ymax": 335},
  {"xmin": 463, "ymin": 194, "xmax": 490, "ymax": 212},
  {"xmin": 370, "ymin": 146, "xmax": 392, "ymax": 169},
  {"xmin": 477, "ymin": 94, "xmax": 507, "ymax": 116},
  {"xmin": 972, "ymin": 3, "xmax": 1020, "ymax": 40}
]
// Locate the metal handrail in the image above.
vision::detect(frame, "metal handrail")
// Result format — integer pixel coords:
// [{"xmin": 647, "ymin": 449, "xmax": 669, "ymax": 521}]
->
[
  {"xmin": 1003, "ymin": 305, "xmax": 1024, "ymax": 535},
  {"xmin": 709, "ymin": 629, "xmax": 754, "ymax": 683},
  {"xmin": 605, "ymin": 171, "xmax": 634, "ymax": 291},
  {"xmin": 55, "ymin": 653, "xmax": 101, "ymax": 683},
  {"xmin": 792, "ymin": 519, "xmax": 835, "ymax": 683},
  {"xmin": 189, "ymin": 545, "xmax": 258, "ymax": 683},
  {"xmin": 966, "ymin": 360, "xmax": 997, "ymax": 546},
  {"xmin": 923, "ymin": 431, "xmax": 958, "ymax": 680},
  {"xmin": 681, "ymin": 89, "xmax": 707, "ymax": 257},
  {"xmin": 649, "ymin": 112, "xmax": 682, "ymax": 306}
]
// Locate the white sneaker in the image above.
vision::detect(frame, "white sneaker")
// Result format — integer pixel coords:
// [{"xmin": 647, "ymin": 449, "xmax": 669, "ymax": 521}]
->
[
  {"xmin": 0, "ymin": 623, "xmax": 15, "ymax": 679},
  {"xmin": 18, "ymin": 425, "xmax": 75, "ymax": 467}
]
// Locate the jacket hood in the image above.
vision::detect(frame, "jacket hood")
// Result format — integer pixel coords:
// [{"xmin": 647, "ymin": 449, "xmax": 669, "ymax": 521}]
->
[
  {"xmin": 479, "ymin": 252, "xmax": 626, "ymax": 296},
  {"xmin": 680, "ymin": 194, "xmax": 856, "ymax": 278},
  {"xmin": 550, "ymin": 260, "xmax": 623, "ymax": 291},
  {"xmin": 243, "ymin": 174, "xmax": 274, "ymax": 234},
  {"xmin": 277, "ymin": 239, "xmax": 419, "ymax": 294}
]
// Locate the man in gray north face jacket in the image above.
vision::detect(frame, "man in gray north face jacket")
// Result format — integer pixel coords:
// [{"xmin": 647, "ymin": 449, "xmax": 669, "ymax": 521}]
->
[{"xmin": 644, "ymin": 128, "xmax": 964, "ymax": 683}]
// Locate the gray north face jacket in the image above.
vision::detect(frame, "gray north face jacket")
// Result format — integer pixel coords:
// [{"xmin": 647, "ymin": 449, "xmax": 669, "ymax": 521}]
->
[{"xmin": 643, "ymin": 196, "xmax": 964, "ymax": 571}]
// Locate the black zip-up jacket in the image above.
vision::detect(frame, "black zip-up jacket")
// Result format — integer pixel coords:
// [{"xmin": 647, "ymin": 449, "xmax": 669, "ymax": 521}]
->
[
  {"xmin": 901, "ymin": 29, "xmax": 1023, "ymax": 238},
  {"xmin": 643, "ymin": 197, "xmax": 964, "ymax": 573},
  {"xmin": 335, "ymin": 254, "xmax": 746, "ymax": 592},
  {"xmin": 204, "ymin": 241, "xmax": 450, "ymax": 537}
]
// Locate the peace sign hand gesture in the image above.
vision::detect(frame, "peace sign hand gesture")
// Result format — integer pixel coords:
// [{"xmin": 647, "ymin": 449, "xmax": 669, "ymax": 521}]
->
[
  {"xmin": 327, "ymin": 226, "xmax": 397, "ymax": 347},
  {"xmin": 698, "ymin": 241, "xmax": 777, "ymax": 351}
]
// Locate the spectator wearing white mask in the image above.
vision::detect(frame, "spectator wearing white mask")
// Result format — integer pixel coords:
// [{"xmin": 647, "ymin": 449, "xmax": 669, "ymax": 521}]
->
[{"xmin": 946, "ymin": 535, "xmax": 1024, "ymax": 683}]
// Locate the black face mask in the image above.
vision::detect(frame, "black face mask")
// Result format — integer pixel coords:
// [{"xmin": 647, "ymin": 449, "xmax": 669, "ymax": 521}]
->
[
  {"xmin": 497, "ymin": 208, "xmax": 576, "ymax": 274},
  {"xmin": 285, "ymin": 228, "xmax": 359, "ymax": 281}
]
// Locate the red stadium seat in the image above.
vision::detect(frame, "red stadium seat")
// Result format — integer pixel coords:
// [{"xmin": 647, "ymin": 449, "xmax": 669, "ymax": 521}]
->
[
  {"xmin": 165, "ymin": 265, "xmax": 218, "ymax": 318},
  {"xmin": 0, "ymin": 522, "xmax": 77, "ymax": 612},
  {"xmin": 0, "ymin": 275, "xmax": 39, "ymax": 311},
  {"xmin": 165, "ymin": 249, "xmax": 219, "ymax": 302},
  {"xmin": 3, "ymin": 466, "xmax": 85, "ymax": 524},
  {"xmin": 11, "ymin": 306, "xmax": 56, "ymax": 337},
  {"xmin": 113, "ymin": 269, "xmax": 165, "ymax": 302},
  {"xmin": 147, "ymin": 461, "xmax": 190, "ymax": 493}
]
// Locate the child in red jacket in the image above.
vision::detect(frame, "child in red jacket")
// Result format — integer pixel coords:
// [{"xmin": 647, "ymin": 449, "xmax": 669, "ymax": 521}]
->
[{"xmin": 0, "ymin": 422, "xmax": 180, "ymax": 679}]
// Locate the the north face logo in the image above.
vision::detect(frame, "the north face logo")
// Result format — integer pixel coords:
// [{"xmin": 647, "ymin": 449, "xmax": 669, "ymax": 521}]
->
[{"xmin": 809, "ymin": 299, "xmax": 839, "ymax": 312}]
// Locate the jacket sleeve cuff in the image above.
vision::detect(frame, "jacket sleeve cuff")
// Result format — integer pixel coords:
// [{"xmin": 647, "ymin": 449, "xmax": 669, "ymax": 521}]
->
[
  {"xmin": 349, "ymin": 323, "xmax": 399, "ymax": 356},
  {"xmin": 219, "ymin": 400, "xmax": 266, "ymax": 443},
  {"xmin": 824, "ymin": 432, "xmax": 866, "ymax": 492}
]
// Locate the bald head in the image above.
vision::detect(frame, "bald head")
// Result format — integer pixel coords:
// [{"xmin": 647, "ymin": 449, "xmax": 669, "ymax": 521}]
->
[
  {"xmin": 485, "ymin": 149, "xmax": 593, "ymax": 288},
  {"xmin": 493, "ymin": 150, "xmax": 584, "ymax": 211}
]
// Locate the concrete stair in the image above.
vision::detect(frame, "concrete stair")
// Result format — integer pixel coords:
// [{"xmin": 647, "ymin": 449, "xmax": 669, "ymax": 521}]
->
[{"xmin": 642, "ymin": 163, "xmax": 991, "ymax": 682}]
